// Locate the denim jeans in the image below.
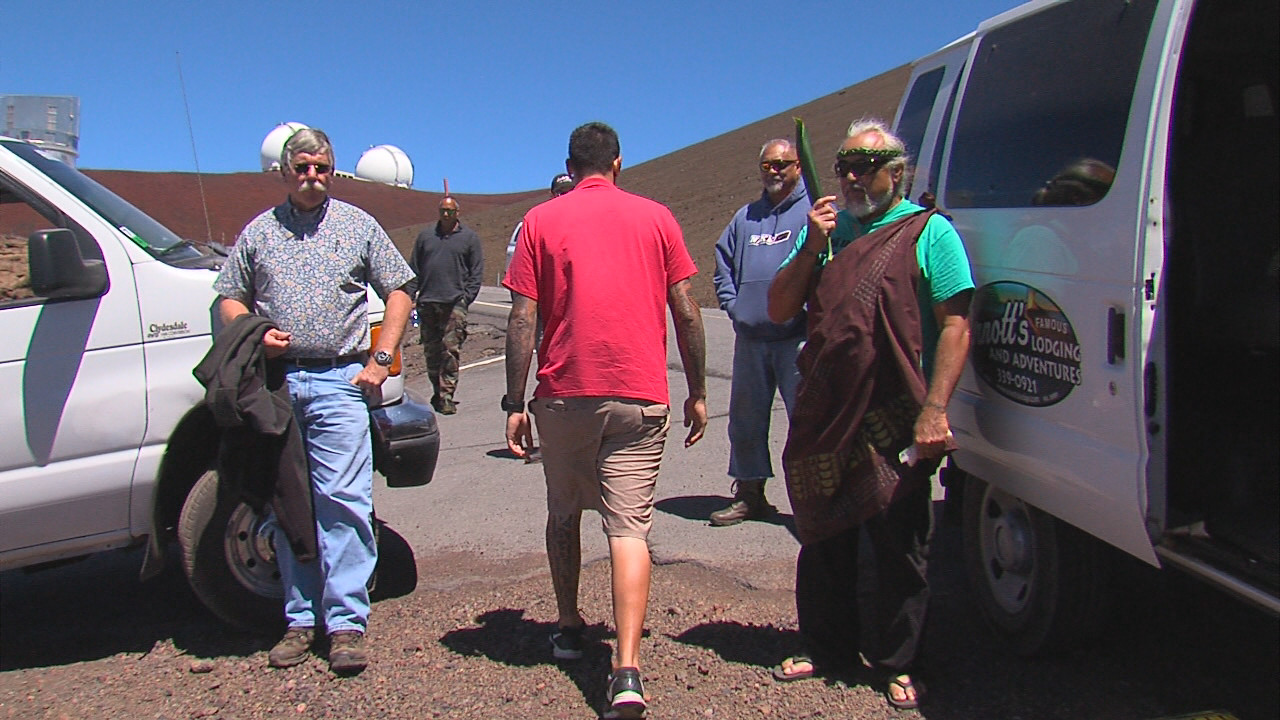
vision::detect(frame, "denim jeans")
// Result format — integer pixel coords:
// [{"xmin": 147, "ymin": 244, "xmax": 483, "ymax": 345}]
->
[
  {"xmin": 277, "ymin": 361, "xmax": 376, "ymax": 634},
  {"xmin": 727, "ymin": 333, "xmax": 802, "ymax": 481}
]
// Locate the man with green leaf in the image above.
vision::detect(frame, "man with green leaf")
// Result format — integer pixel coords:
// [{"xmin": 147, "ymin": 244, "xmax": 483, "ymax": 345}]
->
[{"xmin": 766, "ymin": 118, "xmax": 973, "ymax": 711}]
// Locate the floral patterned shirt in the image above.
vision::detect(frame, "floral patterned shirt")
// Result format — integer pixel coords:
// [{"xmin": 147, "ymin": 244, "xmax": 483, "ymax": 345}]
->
[{"xmin": 214, "ymin": 197, "xmax": 414, "ymax": 359}]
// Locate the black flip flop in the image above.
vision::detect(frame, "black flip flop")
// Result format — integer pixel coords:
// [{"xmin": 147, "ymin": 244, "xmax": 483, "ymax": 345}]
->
[
  {"xmin": 886, "ymin": 674, "xmax": 927, "ymax": 711},
  {"xmin": 770, "ymin": 655, "xmax": 817, "ymax": 682}
]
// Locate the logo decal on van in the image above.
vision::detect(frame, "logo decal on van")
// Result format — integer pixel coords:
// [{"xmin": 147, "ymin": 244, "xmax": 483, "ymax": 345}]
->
[
  {"xmin": 146, "ymin": 321, "xmax": 190, "ymax": 340},
  {"xmin": 971, "ymin": 282, "xmax": 1082, "ymax": 407}
]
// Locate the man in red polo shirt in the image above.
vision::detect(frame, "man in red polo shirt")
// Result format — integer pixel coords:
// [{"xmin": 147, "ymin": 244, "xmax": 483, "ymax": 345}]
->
[{"xmin": 502, "ymin": 121, "xmax": 707, "ymax": 719}]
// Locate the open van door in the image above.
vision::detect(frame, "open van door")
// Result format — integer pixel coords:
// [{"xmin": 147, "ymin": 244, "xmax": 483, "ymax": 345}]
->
[
  {"xmin": 893, "ymin": 0, "xmax": 1182, "ymax": 652},
  {"xmin": 924, "ymin": 0, "xmax": 1168, "ymax": 565}
]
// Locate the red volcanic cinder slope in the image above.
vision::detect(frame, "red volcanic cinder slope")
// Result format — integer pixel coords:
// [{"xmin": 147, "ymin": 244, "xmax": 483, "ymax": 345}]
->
[
  {"xmin": 87, "ymin": 64, "xmax": 909, "ymax": 308},
  {"xmin": 83, "ymin": 169, "xmax": 540, "ymax": 251}
]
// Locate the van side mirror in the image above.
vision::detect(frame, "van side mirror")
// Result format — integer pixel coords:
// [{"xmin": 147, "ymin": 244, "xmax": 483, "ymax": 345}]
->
[{"xmin": 27, "ymin": 228, "xmax": 108, "ymax": 299}]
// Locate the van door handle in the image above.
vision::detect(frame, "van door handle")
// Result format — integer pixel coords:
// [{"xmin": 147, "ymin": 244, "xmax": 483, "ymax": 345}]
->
[{"xmin": 1107, "ymin": 308, "xmax": 1125, "ymax": 364}]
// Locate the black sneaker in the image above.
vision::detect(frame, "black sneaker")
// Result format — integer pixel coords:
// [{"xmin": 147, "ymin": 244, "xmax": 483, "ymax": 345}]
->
[
  {"xmin": 604, "ymin": 666, "xmax": 646, "ymax": 719},
  {"xmin": 549, "ymin": 624, "xmax": 584, "ymax": 660}
]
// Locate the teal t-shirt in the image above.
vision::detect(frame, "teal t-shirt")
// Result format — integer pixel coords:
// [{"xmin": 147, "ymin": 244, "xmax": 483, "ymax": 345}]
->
[{"xmin": 782, "ymin": 199, "xmax": 974, "ymax": 373}]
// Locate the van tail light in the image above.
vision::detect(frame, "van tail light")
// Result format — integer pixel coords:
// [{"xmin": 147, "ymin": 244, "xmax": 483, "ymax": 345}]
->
[{"xmin": 368, "ymin": 322, "xmax": 402, "ymax": 376}]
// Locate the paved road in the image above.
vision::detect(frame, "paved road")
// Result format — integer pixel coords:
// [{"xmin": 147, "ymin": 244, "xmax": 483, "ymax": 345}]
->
[{"xmin": 378, "ymin": 286, "xmax": 804, "ymax": 592}]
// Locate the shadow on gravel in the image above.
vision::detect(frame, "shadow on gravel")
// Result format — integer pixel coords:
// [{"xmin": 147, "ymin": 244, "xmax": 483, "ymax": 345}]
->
[
  {"xmin": 0, "ymin": 547, "xmax": 269, "ymax": 671},
  {"xmin": 439, "ymin": 608, "xmax": 612, "ymax": 713},
  {"xmin": 670, "ymin": 621, "xmax": 798, "ymax": 669},
  {"xmin": 656, "ymin": 495, "xmax": 799, "ymax": 539},
  {"xmin": 0, "ymin": 522, "xmax": 419, "ymax": 671},
  {"xmin": 371, "ymin": 520, "xmax": 418, "ymax": 600}
]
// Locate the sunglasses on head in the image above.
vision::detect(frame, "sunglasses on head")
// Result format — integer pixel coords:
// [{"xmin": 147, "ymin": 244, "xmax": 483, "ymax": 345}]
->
[
  {"xmin": 293, "ymin": 162, "xmax": 332, "ymax": 175},
  {"xmin": 833, "ymin": 155, "xmax": 890, "ymax": 178},
  {"xmin": 760, "ymin": 159, "xmax": 798, "ymax": 173}
]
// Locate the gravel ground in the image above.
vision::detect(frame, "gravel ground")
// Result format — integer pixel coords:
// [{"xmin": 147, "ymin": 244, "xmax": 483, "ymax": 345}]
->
[{"xmin": 2, "ymin": 325, "xmax": 1277, "ymax": 719}]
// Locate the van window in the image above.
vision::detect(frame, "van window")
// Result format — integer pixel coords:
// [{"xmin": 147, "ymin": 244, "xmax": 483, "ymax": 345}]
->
[
  {"xmin": 927, "ymin": 72, "xmax": 962, "ymax": 197},
  {"xmin": 2, "ymin": 139, "xmax": 200, "ymax": 263},
  {"xmin": 0, "ymin": 172, "xmax": 102, "ymax": 306},
  {"xmin": 897, "ymin": 67, "xmax": 945, "ymax": 199},
  {"xmin": 898, "ymin": 67, "xmax": 945, "ymax": 163},
  {"xmin": 944, "ymin": 0, "xmax": 1157, "ymax": 208}
]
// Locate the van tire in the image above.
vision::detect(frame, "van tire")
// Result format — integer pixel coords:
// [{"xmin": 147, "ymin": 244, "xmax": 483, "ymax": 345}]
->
[
  {"xmin": 962, "ymin": 476, "xmax": 1112, "ymax": 655},
  {"xmin": 178, "ymin": 470, "xmax": 284, "ymax": 633}
]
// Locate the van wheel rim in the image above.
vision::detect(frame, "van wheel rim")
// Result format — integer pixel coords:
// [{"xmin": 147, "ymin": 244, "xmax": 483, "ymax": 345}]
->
[
  {"xmin": 224, "ymin": 504, "xmax": 283, "ymax": 598},
  {"xmin": 979, "ymin": 486, "xmax": 1035, "ymax": 614}
]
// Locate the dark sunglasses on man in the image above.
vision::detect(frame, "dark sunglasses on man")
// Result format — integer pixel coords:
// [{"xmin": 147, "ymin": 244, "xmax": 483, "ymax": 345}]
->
[
  {"xmin": 832, "ymin": 155, "xmax": 890, "ymax": 179},
  {"xmin": 760, "ymin": 159, "xmax": 798, "ymax": 173},
  {"xmin": 293, "ymin": 162, "xmax": 332, "ymax": 175}
]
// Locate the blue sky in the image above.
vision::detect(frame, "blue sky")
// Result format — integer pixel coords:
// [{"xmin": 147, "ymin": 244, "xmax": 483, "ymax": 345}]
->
[{"xmin": 2, "ymin": 0, "xmax": 1022, "ymax": 194}]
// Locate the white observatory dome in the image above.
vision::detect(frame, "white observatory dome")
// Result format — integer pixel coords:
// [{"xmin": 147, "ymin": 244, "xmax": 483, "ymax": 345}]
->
[
  {"xmin": 355, "ymin": 144, "xmax": 414, "ymax": 187},
  {"xmin": 259, "ymin": 122, "xmax": 309, "ymax": 171}
]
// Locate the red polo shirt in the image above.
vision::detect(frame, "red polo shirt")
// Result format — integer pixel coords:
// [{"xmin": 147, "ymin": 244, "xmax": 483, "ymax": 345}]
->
[{"xmin": 503, "ymin": 176, "xmax": 697, "ymax": 405}]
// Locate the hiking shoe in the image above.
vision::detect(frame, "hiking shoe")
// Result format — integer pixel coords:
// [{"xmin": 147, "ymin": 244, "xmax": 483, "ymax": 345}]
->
[
  {"xmin": 709, "ymin": 480, "xmax": 774, "ymax": 526},
  {"xmin": 437, "ymin": 398, "xmax": 457, "ymax": 415},
  {"xmin": 550, "ymin": 624, "xmax": 584, "ymax": 660},
  {"xmin": 268, "ymin": 626, "xmax": 314, "ymax": 668},
  {"xmin": 604, "ymin": 666, "xmax": 646, "ymax": 719},
  {"xmin": 328, "ymin": 630, "xmax": 368, "ymax": 674}
]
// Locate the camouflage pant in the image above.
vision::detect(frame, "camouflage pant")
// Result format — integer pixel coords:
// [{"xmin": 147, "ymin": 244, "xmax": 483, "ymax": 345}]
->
[{"xmin": 418, "ymin": 301, "xmax": 468, "ymax": 401}]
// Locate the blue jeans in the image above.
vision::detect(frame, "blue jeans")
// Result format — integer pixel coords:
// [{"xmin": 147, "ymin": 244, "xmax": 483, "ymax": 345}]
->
[
  {"xmin": 727, "ymin": 333, "xmax": 802, "ymax": 481},
  {"xmin": 277, "ymin": 361, "xmax": 376, "ymax": 634}
]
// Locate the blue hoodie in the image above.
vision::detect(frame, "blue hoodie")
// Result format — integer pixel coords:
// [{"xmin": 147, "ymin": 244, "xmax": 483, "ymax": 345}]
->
[{"xmin": 713, "ymin": 183, "xmax": 810, "ymax": 341}]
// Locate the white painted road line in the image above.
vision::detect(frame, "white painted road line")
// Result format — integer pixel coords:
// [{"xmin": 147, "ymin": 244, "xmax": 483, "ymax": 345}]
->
[{"xmin": 461, "ymin": 355, "xmax": 506, "ymax": 371}]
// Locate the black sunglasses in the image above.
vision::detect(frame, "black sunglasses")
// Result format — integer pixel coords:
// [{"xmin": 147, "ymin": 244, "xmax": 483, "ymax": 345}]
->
[
  {"xmin": 833, "ymin": 155, "xmax": 890, "ymax": 178},
  {"xmin": 293, "ymin": 162, "xmax": 332, "ymax": 175},
  {"xmin": 760, "ymin": 159, "xmax": 798, "ymax": 173}
]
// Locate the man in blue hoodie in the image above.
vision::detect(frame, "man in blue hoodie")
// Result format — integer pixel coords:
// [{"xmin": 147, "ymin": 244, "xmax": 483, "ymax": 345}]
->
[{"xmin": 709, "ymin": 139, "xmax": 811, "ymax": 525}]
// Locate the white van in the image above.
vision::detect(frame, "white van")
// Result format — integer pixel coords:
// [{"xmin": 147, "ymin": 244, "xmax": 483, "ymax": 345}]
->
[
  {"xmin": 892, "ymin": 0, "xmax": 1278, "ymax": 653},
  {"xmin": 0, "ymin": 138, "xmax": 440, "ymax": 630}
]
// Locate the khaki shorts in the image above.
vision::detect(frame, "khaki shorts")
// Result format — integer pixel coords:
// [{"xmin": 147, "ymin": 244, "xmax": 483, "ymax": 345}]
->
[{"xmin": 530, "ymin": 396, "xmax": 670, "ymax": 540}]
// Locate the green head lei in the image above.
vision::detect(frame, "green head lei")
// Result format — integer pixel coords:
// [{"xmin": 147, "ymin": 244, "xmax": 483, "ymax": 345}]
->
[{"xmin": 836, "ymin": 147, "xmax": 903, "ymax": 159}]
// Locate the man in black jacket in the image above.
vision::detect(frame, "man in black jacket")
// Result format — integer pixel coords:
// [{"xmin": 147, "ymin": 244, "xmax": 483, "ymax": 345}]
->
[{"xmin": 406, "ymin": 195, "xmax": 483, "ymax": 415}]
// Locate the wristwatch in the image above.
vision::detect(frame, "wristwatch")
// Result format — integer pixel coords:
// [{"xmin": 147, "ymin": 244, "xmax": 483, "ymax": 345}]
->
[
  {"xmin": 500, "ymin": 395, "xmax": 525, "ymax": 413},
  {"xmin": 373, "ymin": 350, "xmax": 394, "ymax": 367}
]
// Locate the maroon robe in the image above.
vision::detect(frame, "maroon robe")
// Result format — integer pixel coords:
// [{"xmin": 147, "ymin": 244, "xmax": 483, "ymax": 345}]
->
[{"xmin": 783, "ymin": 209, "xmax": 945, "ymax": 545}]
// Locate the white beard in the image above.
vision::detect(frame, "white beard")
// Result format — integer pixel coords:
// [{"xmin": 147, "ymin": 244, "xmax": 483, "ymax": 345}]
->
[{"xmin": 849, "ymin": 184, "xmax": 896, "ymax": 220}]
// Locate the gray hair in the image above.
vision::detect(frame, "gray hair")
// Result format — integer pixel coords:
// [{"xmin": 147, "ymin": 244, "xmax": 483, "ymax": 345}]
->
[
  {"xmin": 281, "ymin": 128, "xmax": 334, "ymax": 169},
  {"xmin": 759, "ymin": 138, "xmax": 794, "ymax": 159},
  {"xmin": 844, "ymin": 118, "xmax": 910, "ymax": 198}
]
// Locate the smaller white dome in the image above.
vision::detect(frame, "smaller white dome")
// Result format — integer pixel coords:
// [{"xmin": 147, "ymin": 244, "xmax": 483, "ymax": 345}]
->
[
  {"xmin": 355, "ymin": 144, "xmax": 414, "ymax": 187},
  {"xmin": 259, "ymin": 122, "xmax": 309, "ymax": 171}
]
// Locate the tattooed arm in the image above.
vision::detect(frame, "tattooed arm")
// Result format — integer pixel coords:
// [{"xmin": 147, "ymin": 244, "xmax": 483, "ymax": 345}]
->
[
  {"xmin": 667, "ymin": 278, "xmax": 708, "ymax": 447},
  {"xmin": 504, "ymin": 292, "xmax": 538, "ymax": 457}
]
